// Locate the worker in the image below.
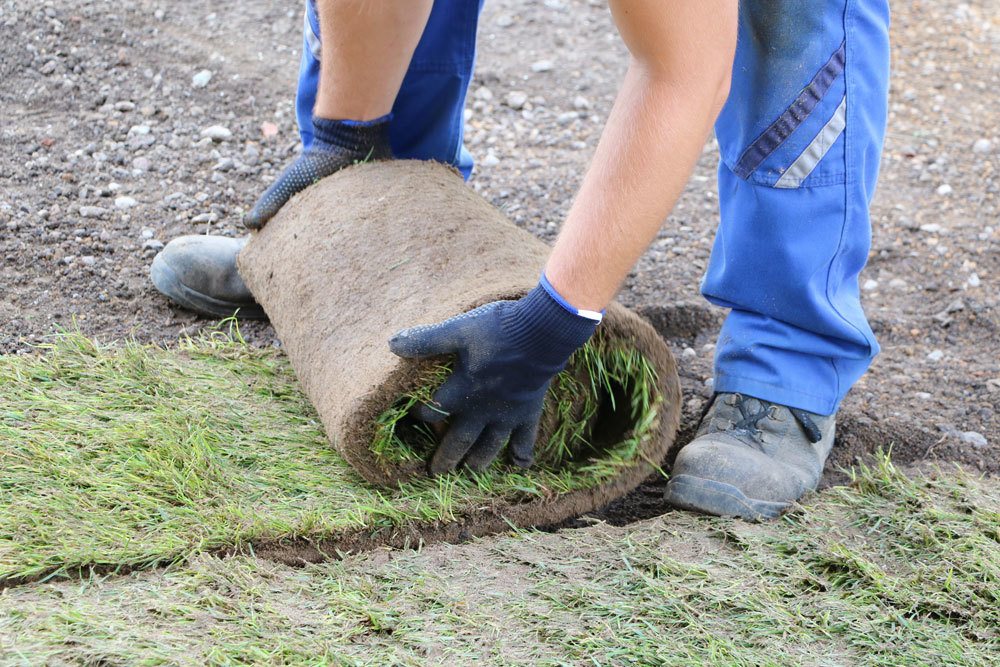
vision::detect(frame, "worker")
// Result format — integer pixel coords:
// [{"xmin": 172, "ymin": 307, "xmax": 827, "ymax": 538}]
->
[{"xmin": 151, "ymin": 0, "xmax": 890, "ymax": 521}]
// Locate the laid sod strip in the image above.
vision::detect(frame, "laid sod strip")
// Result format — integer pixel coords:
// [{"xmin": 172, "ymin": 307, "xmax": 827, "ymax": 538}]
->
[
  {"xmin": 0, "ymin": 333, "xmax": 660, "ymax": 584},
  {"xmin": 2, "ymin": 458, "xmax": 997, "ymax": 665}
]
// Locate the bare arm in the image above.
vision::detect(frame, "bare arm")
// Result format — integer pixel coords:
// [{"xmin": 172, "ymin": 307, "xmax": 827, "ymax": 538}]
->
[{"xmin": 545, "ymin": 0, "xmax": 737, "ymax": 310}]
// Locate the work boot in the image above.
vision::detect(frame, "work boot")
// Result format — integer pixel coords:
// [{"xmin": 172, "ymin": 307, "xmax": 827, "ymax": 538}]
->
[
  {"xmin": 149, "ymin": 235, "xmax": 266, "ymax": 319},
  {"xmin": 664, "ymin": 392, "xmax": 835, "ymax": 521}
]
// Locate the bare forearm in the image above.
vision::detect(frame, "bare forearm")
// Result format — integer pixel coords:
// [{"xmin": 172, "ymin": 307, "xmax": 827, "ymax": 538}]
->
[
  {"xmin": 545, "ymin": 1, "xmax": 736, "ymax": 311},
  {"xmin": 313, "ymin": 0, "xmax": 432, "ymax": 121}
]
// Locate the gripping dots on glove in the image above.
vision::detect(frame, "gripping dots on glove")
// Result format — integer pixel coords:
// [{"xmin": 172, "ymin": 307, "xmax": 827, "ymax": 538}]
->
[{"xmin": 243, "ymin": 115, "xmax": 393, "ymax": 230}]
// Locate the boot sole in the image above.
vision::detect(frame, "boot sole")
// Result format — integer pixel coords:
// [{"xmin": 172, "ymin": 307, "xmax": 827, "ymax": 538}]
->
[
  {"xmin": 150, "ymin": 253, "xmax": 268, "ymax": 320},
  {"xmin": 664, "ymin": 474, "xmax": 789, "ymax": 522}
]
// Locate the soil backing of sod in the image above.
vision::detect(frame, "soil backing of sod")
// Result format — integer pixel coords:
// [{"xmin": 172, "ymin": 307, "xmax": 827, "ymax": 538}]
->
[{"xmin": 235, "ymin": 161, "xmax": 681, "ymax": 512}]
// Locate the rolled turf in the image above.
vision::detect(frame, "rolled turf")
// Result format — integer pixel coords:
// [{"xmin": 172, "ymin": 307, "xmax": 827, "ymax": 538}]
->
[{"xmin": 237, "ymin": 160, "xmax": 680, "ymax": 520}]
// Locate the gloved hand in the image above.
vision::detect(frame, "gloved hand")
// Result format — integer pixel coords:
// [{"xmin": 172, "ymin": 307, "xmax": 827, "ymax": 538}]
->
[
  {"xmin": 389, "ymin": 278, "xmax": 600, "ymax": 474},
  {"xmin": 243, "ymin": 114, "xmax": 393, "ymax": 229}
]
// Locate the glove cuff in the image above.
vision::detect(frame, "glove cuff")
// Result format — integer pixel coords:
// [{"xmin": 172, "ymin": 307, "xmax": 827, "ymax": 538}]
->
[
  {"xmin": 503, "ymin": 281, "xmax": 599, "ymax": 364},
  {"xmin": 311, "ymin": 114, "xmax": 393, "ymax": 159}
]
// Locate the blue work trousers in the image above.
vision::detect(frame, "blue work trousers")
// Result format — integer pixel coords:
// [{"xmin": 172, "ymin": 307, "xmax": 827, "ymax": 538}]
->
[{"xmin": 296, "ymin": 0, "xmax": 890, "ymax": 416}]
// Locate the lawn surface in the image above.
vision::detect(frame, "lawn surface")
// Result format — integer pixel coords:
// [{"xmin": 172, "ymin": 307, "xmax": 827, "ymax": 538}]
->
[
  {"xmin": 1, "ymin": 335, "xmax": 997, "ymax": 665},
  {"xmin": 0, "ymin": 332, "xmax": 659, "ymax": 584},
  {"xmin": 1, "ymin": 458, "xmax": 997, "ymax": 665}
]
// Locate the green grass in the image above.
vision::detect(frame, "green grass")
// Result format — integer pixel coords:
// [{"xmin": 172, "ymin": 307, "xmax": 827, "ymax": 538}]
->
[
  {"xmin": 0, "ymin": 331, "xmax": 660, "ymax": 583},
  {"xmin": 370, "ymin": 337, "xmax": 661, "ymax": 474},
  {"xmin": 1, "ymin": 456, "xmax": 996, "ymax": 665}
]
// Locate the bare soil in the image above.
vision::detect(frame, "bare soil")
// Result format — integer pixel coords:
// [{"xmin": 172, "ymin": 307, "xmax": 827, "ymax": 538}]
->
[{"xmin": 1, "ymin": 0, "xmax": 997, "ymax": 529}]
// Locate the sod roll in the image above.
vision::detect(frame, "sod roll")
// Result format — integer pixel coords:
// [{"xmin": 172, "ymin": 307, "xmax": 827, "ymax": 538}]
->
[{"xmin": 238, "ymin": 160, "xmax": 680, "ymax": 529}]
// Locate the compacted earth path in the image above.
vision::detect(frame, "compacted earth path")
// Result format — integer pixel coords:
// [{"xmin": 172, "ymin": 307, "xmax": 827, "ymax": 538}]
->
[{"xmin": 1, "ymin": 0, "xmax": 997, "ymax": 501}]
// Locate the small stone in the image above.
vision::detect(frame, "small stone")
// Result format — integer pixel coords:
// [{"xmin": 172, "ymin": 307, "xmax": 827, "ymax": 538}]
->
[
  {"xmin": 201, "ymin": 125, "xmax": 233, "ymax": 142},
  {"xmin": 926, "ymin": 349, "xmax": 944, "ymax": 362},
  {"xmin": 191, "ymin": 212, "xmax": 219, "ymax": 224},
  {"xmin": 504, "ymin": 91, "xmax": 528, "ymax": 110},
  {"xmin": 80, "ymin": 255, "xmax": 97, "ymax": 267},
  {"xmin": 888, "ymin": 278, "xmax": 908, "ymax": 290},
  {"xmin": 213, "ymin": 157, "xmax": 235, "ymax": 172},
  {"xmin": 966, "ymin": 273, "xmax": 981, "ymax": 288},
  {"xmin": 40, "ymin": 60, "xmax": 57, "ymax": 75},
  {"xmin": 132, "ymin": 156, "xmax": 151, "ymax": 172},
  {"xmin": 919, "ymin": 223, "xmax": 942, "ymax": 233},
  {"xmin": 191, "ymin": 69, "xmax": 213, "ymax": 88},
  {"xmin": 972, "ymin": 138, "xmax": 992, "ymax": 154},
  {"xmin": 961, "ymin": 431, "xmax": 988, "ymax": 448},
  {"xmin": 936, "ymin": 183, "xmax": 953, "ymax": 196},
  {"xmin": 114, "ymin": 101, "xmax": 136, "ymax": 112},
  {"xmin": 681, "ymin": 347, "xmax": 697, "ymax": 360},
  {"xmin": 114, "ymin": 196, "xmax": 137, "ymax": 209},
  {"xmin": 862, "ymin": 279, "xmax": 879, "ymax": 291},
  {"xmin": 914, "ymin": 392, "xmax": 933, "ymax": 400},
  {"xmin": 572, "ymin": 95, "xmax": 590, "ymax": 110},
  {"xmin": 61, "ymin": 255, "xmax": 76, "ymax": 265},
  {"xmin": 260, "ymin": 121, "xmax": 279, "ymax": 139},
  {"xmin": 480, "ymin": 152, "xmax": 500, "ymax": 168},
  {"xmin": 143, "ymin": 239, "xmax": 164, "ymax": 252},
  {"xmin": 531, "ymin": 60, "xmax": 554, "ymax": 73},
  {"xmin": 474, "ymin": 86, "xmax": 493, "ymax": 101},
  {"xmin": 556, "ymin": 112, "xmax": 578, "ymax": 125},
  {"xmin": 704, "ymin": 377, "xmax": 715, "ymax": 389},
  {"xmin": 140, "ymin": 228, "xmax": 155, "ymax": 240},
  {"xmin": 128, "ymin": 124, "xmax": 151, "ymax": 136},
  {"xmin": 496, "ymin": 14, "xmax": 514, "ymax": 27},
  {"xmin": 79, "ymin": 206, "xmax": 108, "ymax": 218}
]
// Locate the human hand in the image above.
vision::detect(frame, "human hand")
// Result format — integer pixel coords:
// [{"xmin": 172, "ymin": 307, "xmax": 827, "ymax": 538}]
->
[
  {"xmin": 389, "ymin": 280, "xmax": 600, "ymax": 474},
  {"xmin": 243, "ymin": 115, "xmax": 392, "ymax": 229}
]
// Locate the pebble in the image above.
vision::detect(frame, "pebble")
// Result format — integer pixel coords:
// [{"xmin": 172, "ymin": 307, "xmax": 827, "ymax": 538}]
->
[
  {"xmin": 140, "ymin": 228, "xmax": 155, "ymax": 240},
  {"xmin": 260, "ymin": 122, "xmax": 279, "ymax": 139},
  {"xmin": 496, "ymin": 14, "xmax": 514, "ymax": 27},
  {"xmin": 504, "ymin": 91, "xmax": 528, "ymax": 110},
  {"xmin": 191, "ymin": 69, "xmax": 213, "ymax": 88},
  {"xmin": 201, "ymin": 125, "xmax": 233, "ymax": 142},
  {"xmin": 936, "ymin": 183, "xmax": 953, "ymax": 196},
  {"xmin": 572, "ymin": 95, "xmax": 590, "ymax": 110},
  {"xmin": 966, "ymin": 273, "xmax": 980, "ymax": 288},
  {"xmin": 114, "ymin": 196, "xmax": 137, "ymax": 209},
  {"xmin": 556, "ymin": 112, "xmax": 578, "ymax": 125},
  {"xmin": 132, "ymin": 156, "xmax": 151, "ymax": 172},
  {"xmin": 926, "ymin": 349, "xmax": 944, "ymax": 362},
  {"xmin": 80, "ymin": 255, "xmax": 97, "ymax": 267},
  {"xmin": 79, "ymin": 206, "xmax": 108, "ymax": 218},
  {"xmin": 531, "ymin": 60, "xmax": 554, "ymax": 73},
  {"xmin": 142, "ymin": 239, "xmax": 164, "ymax": 252},
  {"xmin": 919, "ymin": 223, "xmax": 942, "ymax": 233},
  {"xmin": 681, "ymin": 347, "xmax": 697, "ymax": 360},
  {"xmin": 114, "ymin": 101, "xmax": 136, "ymax": 112},
  {"xmin": 972, "ymin": 138, "xmax": 992, "ymax": 154},
  {"xmin": 961, "ymin": 431, "xmax": 988, "ymax": 448},
  {"xmin": 480, "ymin": 152, "xmax": 501, "ymax": 168},
  {"xmin": 191, "ymin": 213, "xmax": 219, "ymax": 224},
  {"xmin": 862, "ymin": 279, "xmax": 879, "ymax": 291},
  {"xmin": 474, "ymin": 86, "xmax": 493, "ymax": 102},
  {"xmin": 213, "ymin": 157, "xmax": 235, "ymax": 172},
  {"xmin": 40, "ymin": 60, "xmax": 57, "ymax": 75},
  {"xmin": 888, "ymin": 278, "xmax": 908, "ymax": 290}
]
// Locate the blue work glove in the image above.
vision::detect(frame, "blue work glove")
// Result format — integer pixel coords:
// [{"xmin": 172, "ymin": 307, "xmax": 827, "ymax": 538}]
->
[
  {"xmin": 389, "ymin": 277, "xmax": 601, "ymax": 475},
  {"xmin": 243, "ymin": 114, "xmax": 393, "ymax": 229}
]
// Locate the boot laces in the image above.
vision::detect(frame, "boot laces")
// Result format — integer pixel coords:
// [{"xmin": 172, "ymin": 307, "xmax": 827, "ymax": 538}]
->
[{"xmin": 724, "ymin": 393, "xmax": 823, "ymax": 447}]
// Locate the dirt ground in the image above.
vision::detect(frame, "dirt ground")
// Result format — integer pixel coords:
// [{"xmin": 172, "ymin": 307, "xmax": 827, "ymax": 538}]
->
[{"xmin": 0, "ymin": 0, "xmax": 997, "ymax": 520}]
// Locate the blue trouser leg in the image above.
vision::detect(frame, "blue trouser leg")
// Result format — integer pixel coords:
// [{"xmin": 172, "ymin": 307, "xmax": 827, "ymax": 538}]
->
[
  {"xmin": 703, "ymin": 0, "xmax": 890, "ymax": 416},
  {"xmin": 296, "ymin": 0, "xmax": 482, "ymax": 179}
]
